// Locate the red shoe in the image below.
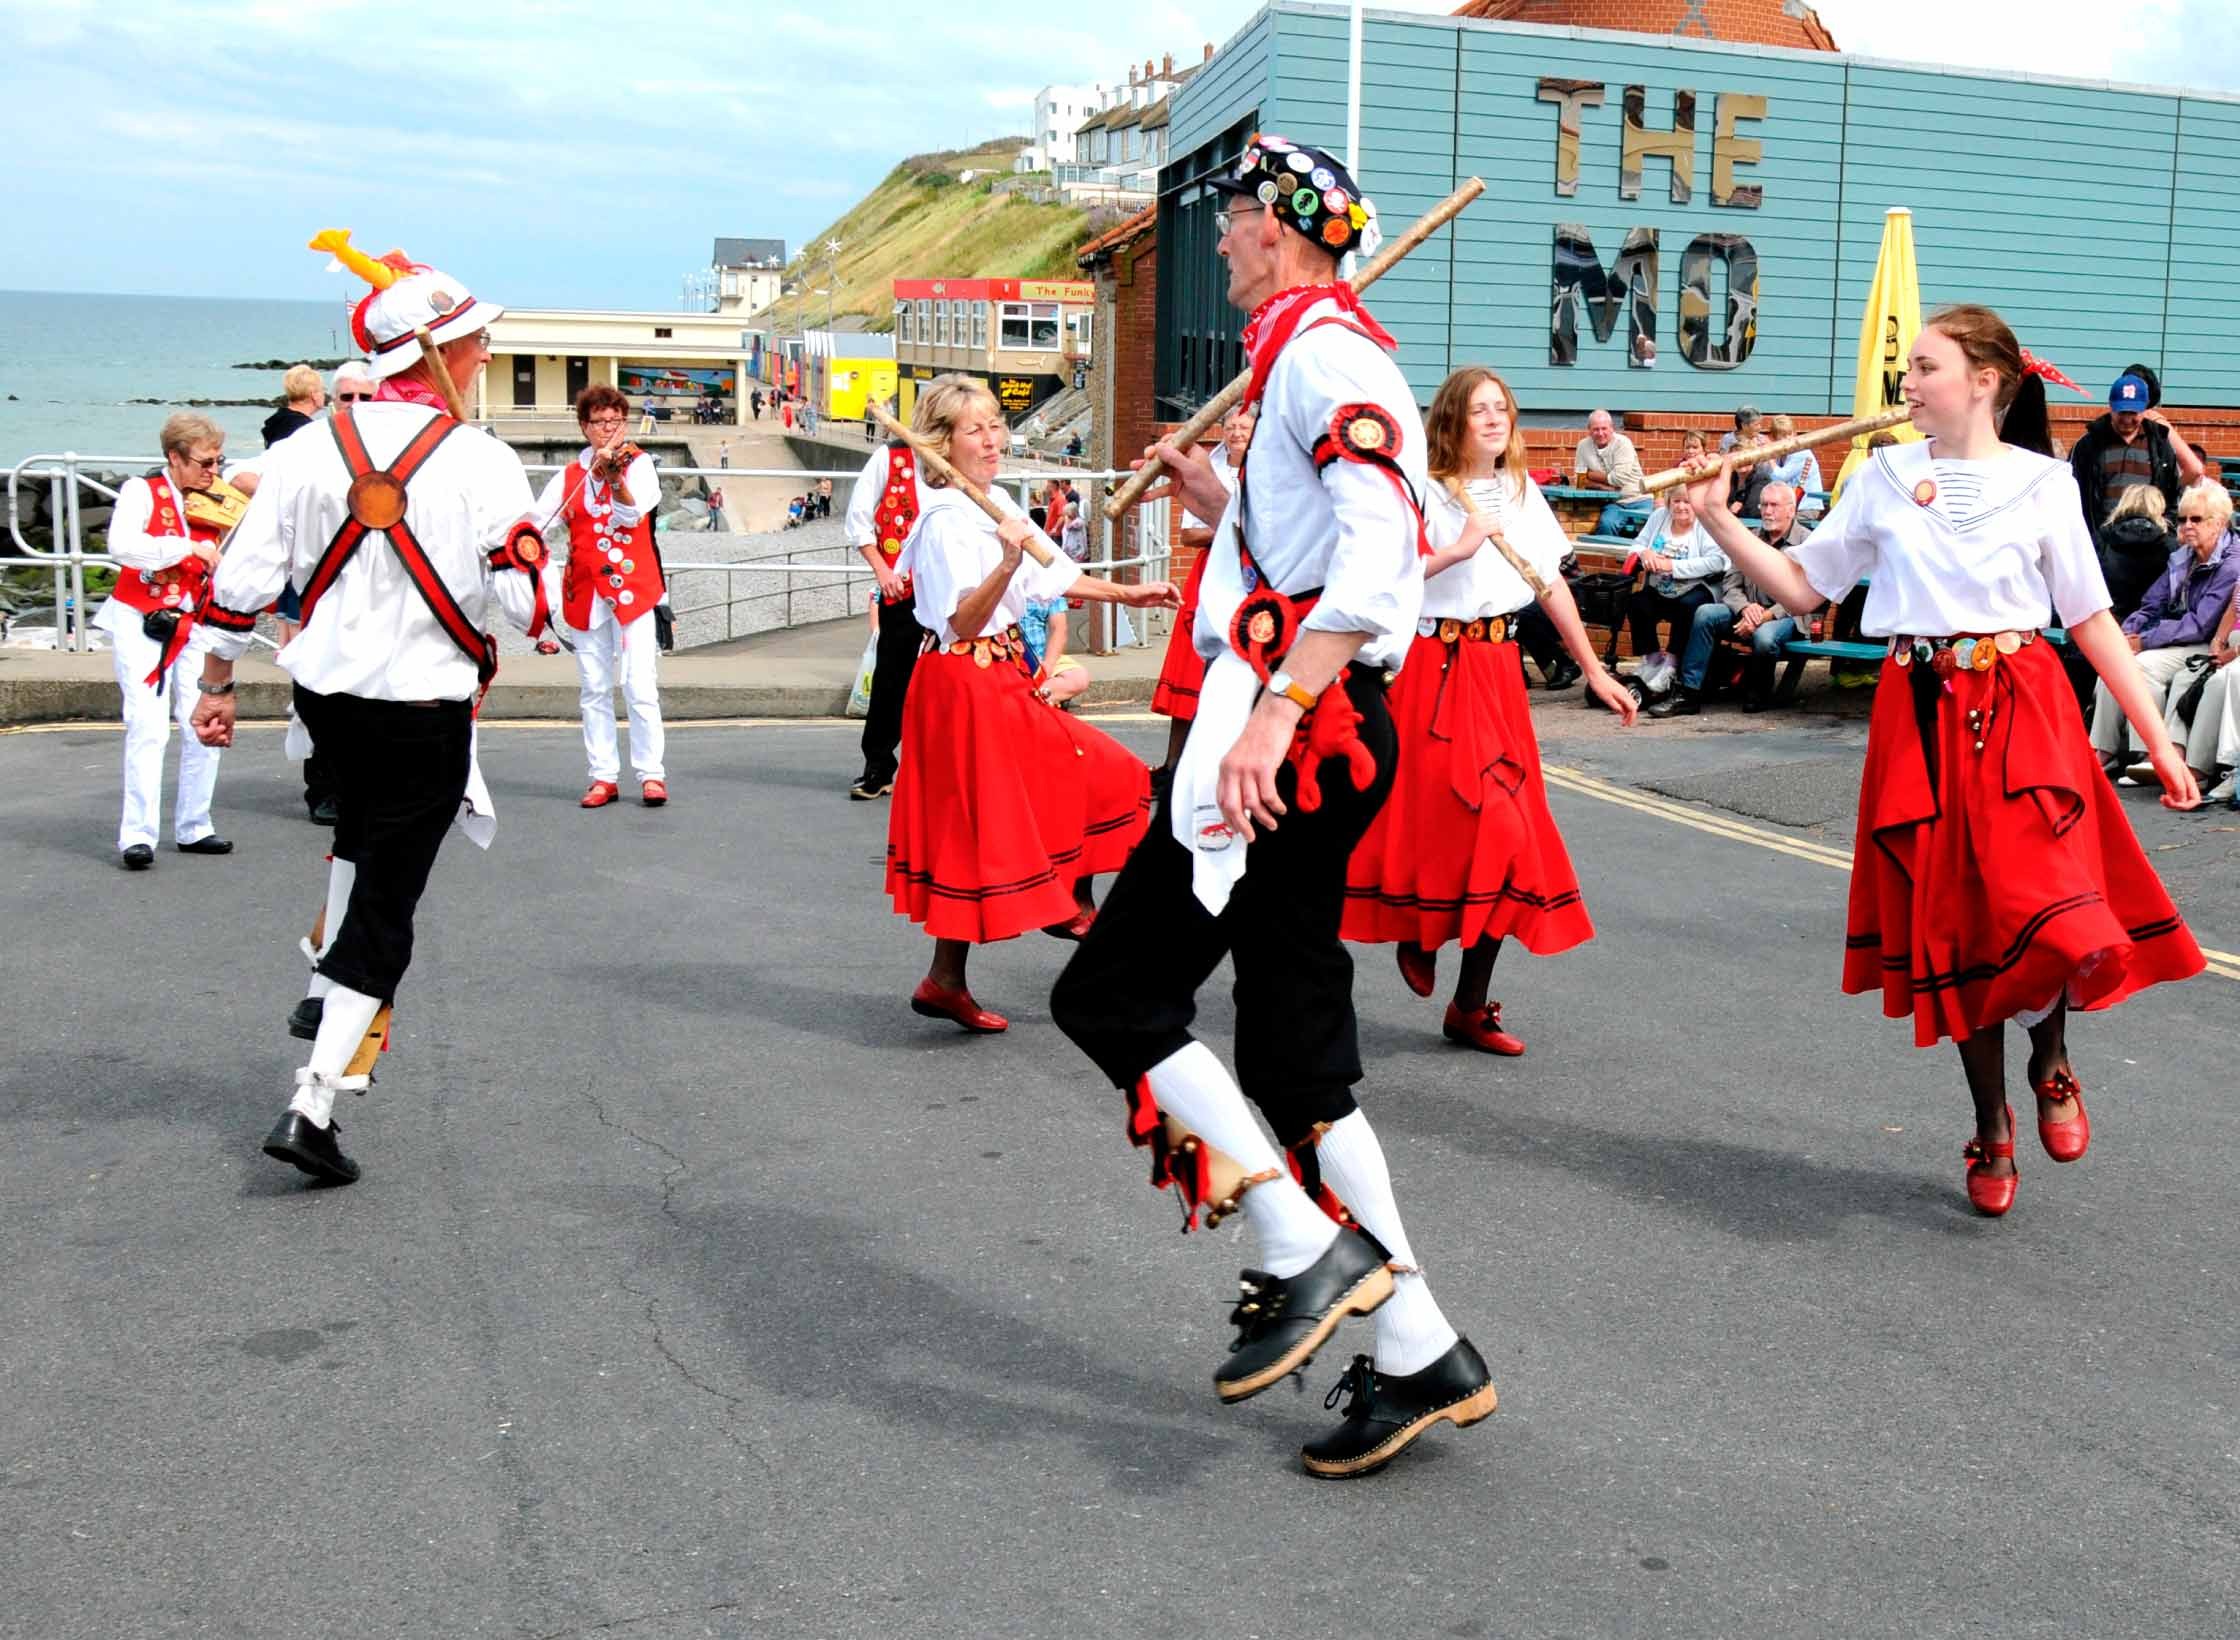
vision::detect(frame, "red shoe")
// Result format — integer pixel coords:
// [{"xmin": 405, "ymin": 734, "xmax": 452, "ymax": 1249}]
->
[
  {"xmin": 580, "ymin": 780, "xmax": 620, "ymax": 809},
  {"xmin": 1442, "ymin": 1001, "xmax": 1525, "ymax": 1056},
  {"xmin": 641, "ymin": 778, "xmax": 669, "ymax": 807},
  {"xmin": 2033, "ymin": 1068, "xmax": 2090, "ymax": 1163},
  {"xmin": 1963, "ymin": 1105, "xmax": 2019, "ymax": 1217},
  {"xmin": 1396, "ymin": 943, "xmax": 1435, "ymax": 998},
  {"xmin": 1043, "ymin": 908, "xmax": 1096, "ymax": 941},
  {"xmin": 909, "ymin": 978, "xmax": 1008, "ymax": 1033}
]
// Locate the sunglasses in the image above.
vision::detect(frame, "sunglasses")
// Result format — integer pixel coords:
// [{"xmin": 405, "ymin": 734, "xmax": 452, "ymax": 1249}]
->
[
  {"xmin": 2180, "ymin": 512, "xmax": 2209, "ymax": 523},
  {"xmin": 337, "ymin": 391, "xmax": 374, "ymax": 403}
]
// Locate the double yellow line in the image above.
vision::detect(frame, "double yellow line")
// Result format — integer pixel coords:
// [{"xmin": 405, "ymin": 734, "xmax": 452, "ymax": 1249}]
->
[{"xmin": 1542, "ymin": 762, "xmax": 2240, "ymax": 986}]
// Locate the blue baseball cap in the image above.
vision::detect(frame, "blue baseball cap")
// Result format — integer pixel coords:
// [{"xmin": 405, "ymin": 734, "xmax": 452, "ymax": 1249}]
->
[{"xmin": 2109, "ymin": 374, "xmax": 2150, "ymax": 412}]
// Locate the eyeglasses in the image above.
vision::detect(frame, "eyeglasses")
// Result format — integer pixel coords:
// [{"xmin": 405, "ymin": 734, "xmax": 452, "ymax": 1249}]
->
[
  {"xmin": 584, "ymin": 416, "xmax": 628, "ymax": 428},
  {"xmin": 181, "ymin": 452, "xmax": 223, "ymax": 470},
  {"xmin": 2180, "ymin": 512, "xmax": 2209, "ymax": 523}
]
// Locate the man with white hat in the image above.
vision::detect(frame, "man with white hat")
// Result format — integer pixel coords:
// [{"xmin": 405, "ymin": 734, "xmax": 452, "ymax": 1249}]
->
[{"xmin": 189, "ymin": 230, "xmax": 555, "ymax": 1188}]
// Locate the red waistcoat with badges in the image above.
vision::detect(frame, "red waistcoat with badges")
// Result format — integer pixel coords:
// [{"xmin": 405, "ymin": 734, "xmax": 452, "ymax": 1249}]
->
[
  {"xmin": 106, "ymin": 474, "xmax": 220, "ymax": 618},
  {"xmin": 560, "ymin": 458, "xmax": 664, "ymax": 628},
  {"xmin": 871, "ymin": 443, "xmax": 920, "ymax": 603}
]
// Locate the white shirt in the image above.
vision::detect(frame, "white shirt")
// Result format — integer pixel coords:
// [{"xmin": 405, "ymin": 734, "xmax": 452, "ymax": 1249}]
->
[
  {"xmin": 843, "ymin": 442, "xmax": 922, "ymax": 548},
  {"xmin": 1193, "ymin": 300, "xmax": 1428, "ymax": 672},
  {"xmin": 1421, "ymin": 473, "xmax": 1569, "ymax": 620},
  {"xmin": 530, "ymin": 447, "xmax": 658, "ymax": 537},
  {"xmin": 897, "ymin": 482, "xmax": 1082, "ymax": 646},
  {"xmin": 198, "ymin": 403, "xmax": 549, "ymax": 701},
  {"xmin": 95, "ymin": 473, "xmax": 206, "ymax": 638},
  {"xmin": 1183, "ymin": 444, "xmax": 1240, "ymax": 531},
  {"xmin": 1796, "ymin": 441, "xmax": 2112, "ymax": 637}
]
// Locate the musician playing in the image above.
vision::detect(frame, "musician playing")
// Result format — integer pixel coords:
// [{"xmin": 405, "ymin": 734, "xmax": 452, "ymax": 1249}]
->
[
  {"xmin": 536, "ymin": 384, "xmax": 669, "ymax": 808},
  {"xmin": 95, "ymin": 410, "xmax": 239, "ymax": 869},
  {"xmin": 191, "ymin": 234, "xmax": 555, "ymax": 1188}
]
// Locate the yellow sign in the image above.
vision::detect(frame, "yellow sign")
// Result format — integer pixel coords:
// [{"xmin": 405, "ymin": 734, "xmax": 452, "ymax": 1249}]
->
[
  {"xmin": 1834, "ymin": 206, "xmax": 1925, "ymax": 494},
  {"xmin": 1018, "ymin": 280, "xmax": 1093, "ymax": 304}
]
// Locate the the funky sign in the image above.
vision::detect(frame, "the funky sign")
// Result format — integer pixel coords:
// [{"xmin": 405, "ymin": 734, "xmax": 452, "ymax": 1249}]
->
[{"xmin": 1538, "ymin": 79, "xmax": 1766, "ymax": 372}]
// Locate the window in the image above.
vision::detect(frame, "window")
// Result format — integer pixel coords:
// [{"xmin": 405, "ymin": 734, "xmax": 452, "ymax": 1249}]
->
[
  {"xmin": 654, "ymin": 326, "xmax": 672, "ymax": 339},
  {"xmin": 974, "ymin": 304, "xmax": 988, "ymax": 349},
  {"xmin": 1069, "ymin": 311, "xmax": 1093, "ymax": 358},
  {"xmin": 998, "ymin": 301, "xmax": 1062, "ymax": 352},
  {"xmin": 935, "ymin": 302, "xmax": 949, "ymax": 346}
]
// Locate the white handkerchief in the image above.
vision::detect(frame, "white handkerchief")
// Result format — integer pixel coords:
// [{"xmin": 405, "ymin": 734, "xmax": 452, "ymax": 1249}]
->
[
  {"xmin": 1170, "ymin": 649, "xmax": 1261, "ymax": 914},
  {"xmin": 456, "ymin": 729, "xmax": 496, "ymax": 850}
]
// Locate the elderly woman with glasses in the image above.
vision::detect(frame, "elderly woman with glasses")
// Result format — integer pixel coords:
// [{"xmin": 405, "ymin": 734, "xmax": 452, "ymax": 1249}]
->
[
  {"xmin": 93, "ymin": 410, "xmax": 236, "ymax": 869},
  {"xmin": 2153, "ymin": 483, "xmax": 2240, "ymax": 804},
  {"xmin": 2088, "ymin": 479, "xmax": 2240, "ymax": 779}
]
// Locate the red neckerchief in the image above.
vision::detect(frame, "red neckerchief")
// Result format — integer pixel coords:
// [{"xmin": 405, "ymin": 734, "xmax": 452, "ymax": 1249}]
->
[
  {"xmin": 376, "ymin": 373, "xmax": 450, "ymax": 409},
  {"xmin": 1240, "ymin": 282, "xmax": 1397, "ymax": 407}
]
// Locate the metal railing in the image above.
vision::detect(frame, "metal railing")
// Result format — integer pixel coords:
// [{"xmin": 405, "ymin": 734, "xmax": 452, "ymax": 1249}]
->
[{"xmin": 4, "ymin": 454, "xmax": 1174, "ymax": 655}]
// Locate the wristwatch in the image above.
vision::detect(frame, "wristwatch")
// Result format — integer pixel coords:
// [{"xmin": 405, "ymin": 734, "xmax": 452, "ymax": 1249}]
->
[
  {"xmin": 1265, "ymin": 670, "xmax": 1318, "ymax": 710},
  {"xmin": 196, "ymin": 678, "xmax": 236, "ymax": 696}
]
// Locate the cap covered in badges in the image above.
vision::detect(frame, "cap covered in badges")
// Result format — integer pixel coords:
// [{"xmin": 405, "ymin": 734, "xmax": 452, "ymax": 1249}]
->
[{"xmin": 1208, "ymin": 133, "xmax": 1382, "ymax": 260}]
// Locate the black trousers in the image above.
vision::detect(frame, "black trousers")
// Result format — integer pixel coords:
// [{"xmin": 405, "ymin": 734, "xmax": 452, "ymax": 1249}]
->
[
  {"xmin": 859, "ymin": 591, "xmax": 923, "ymax": 787},
  {"xmin": 1628, "ymin": 582, "xmax": 1713, "ymax": 658},
  {"xmin": 294, "ymin": 685, "xmax": 472, "ymax": 1005},
  {"xmin": 1514, "ymin": 601, "xmax": 1562, "ymax": 675},
  {"xmin": 1051, "ymin": 667, "xmax": 1398, "ymax": 1148}
]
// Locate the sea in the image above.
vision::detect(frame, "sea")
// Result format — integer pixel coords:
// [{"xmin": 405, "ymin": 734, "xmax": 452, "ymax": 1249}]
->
[{"xmin": 0, "ymin": 290, "xmax": 355, "ymax": 468}]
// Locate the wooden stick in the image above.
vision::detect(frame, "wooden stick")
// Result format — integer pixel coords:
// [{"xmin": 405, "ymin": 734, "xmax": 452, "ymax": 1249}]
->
[
  {"xmin": 1442, "ymin": 478, "xmax": 1548, "ymax": 598},
  {"xmin": 1102, "ymin": 176, "xmax": 1488, "ymax": 521},
  {"xmin": 870, "ymin": 403, "xmax": 1058, "ymax": 567},
  {"xmin": 1639, "ymin": 408, "xmax": 1912, "ymax": 496},
  {"xmin": 412, "ymin": 325, "xmax": 473, "ymax": 422}
]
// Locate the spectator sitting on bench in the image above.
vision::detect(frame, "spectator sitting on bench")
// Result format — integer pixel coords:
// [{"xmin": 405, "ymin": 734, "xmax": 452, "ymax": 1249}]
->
[
  {"xmin": 1759, "ymin": 414, "xmax": 1824, "ymax": 520},
  {"xmin": 2097, "ymin": 480, "xmax": 2177, "ymax": 622},
  {"xmin": 1574, "ymin": 408, "xmax": 1649, "ymax": 537},
  {"xmin": 2165, "ymin": 572, "xmax": 2240, "ymax": 805},
  {"xmin": 2090, "ymin": 479, "xmax": 2238, "ymax": 781},
  {"xmin": 1678, "ymin": 480, "xmax": 1812, "ymax": 716},
  {"xmin": 1629, "ymin": 494, "xmax": 1731, "ymax": 719}
]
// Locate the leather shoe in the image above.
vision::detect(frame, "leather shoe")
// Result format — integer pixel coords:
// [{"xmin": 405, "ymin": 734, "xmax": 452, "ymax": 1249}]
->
[
  {"xmin": 262, "ymin": 1111, "xmax": 360, "ymax": 1186},
  {"xmin": 909, "ymin": 977, "xmax": 1007, "ymax": 1033},
  {"xmin": 1442, "ymin": 1001, "xmax": 1525, "ymax": 1056},
  {"xmin": 2033, "ymin": 1068, "xmax": 2090, "ymax": 1163},
  {"xmin": 307, "ymin": 797, "xmax": 339, "ymax": 826},
  {"xmin": 288, "ymin": 996, "xmax": 323, "ymax": 1041},
  {"xmin": 641, "ymin": 778, "xmax": 669, "ymax": 807},
  {"xmin": 1043, "ymin": 908, "xmax": 1096, "ymax": 941},
  {"xmin": 1301, "ymin": 1338, "xmax": 1499, "ymax": 1479},
  {"xmin": 1395, "ymin": 943, "xmax": 1435, "ymax": 998},
  {"xmin": 1543, "ymin": 659, "xmax": 1582, "ymax": 691},
  {"xmin": 849, "ymin": 777, "xmax": 895, "ymax": 801},
  {"xmin": 1963, "ymin": 1104, "xmax": 2018, "ymax": 1217},
  {"xmin": 176, "ymin": 836, "xmax": 233, "ymax": 855},
  {"xmin": 120, "ymin": 844, "xmax": 155, "ymax": 871},
  {"xmin": 580, "ymin": 780, "xmax": 620, "ymax": 809},
  {"xmin": 1215, "ymin": 1228, "xmax": 1393, "ymax": 1403}
]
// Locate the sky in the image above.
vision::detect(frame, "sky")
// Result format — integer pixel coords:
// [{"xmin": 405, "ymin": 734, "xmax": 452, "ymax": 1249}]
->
[{"xmin": 4, "ymin": 0, "xmax": 2236, "ymax": 307}]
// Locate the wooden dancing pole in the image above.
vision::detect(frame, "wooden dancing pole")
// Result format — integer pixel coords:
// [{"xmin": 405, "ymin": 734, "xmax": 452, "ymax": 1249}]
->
[
  {"xmin": 1638, "ymin": 407, "xmax": 1912, "ymax": 496},
  {"xmin": 1442, "ymin": 478, "xmax": 1548, "ymax": 598},
  {"xmin": 1102, "ymin": 176, "xmax": 1488, "ymax": 521},
  {"xmin": 869, "ymin": 403, "xmax": 1059, "ymax": 567},
  {"xmin": 412, "ymin": 325, "xmax": 474, "ymax": 422}
]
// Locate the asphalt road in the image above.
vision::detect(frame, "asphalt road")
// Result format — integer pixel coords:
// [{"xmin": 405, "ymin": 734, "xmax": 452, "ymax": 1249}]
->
[{"xmin": 3, "ymin": 700, "xmax": 2236, "ymax": 1640}]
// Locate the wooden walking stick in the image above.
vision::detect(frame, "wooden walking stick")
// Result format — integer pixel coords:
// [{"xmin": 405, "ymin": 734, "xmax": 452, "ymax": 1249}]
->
[
  {"xmin": 1442, "ymin": 478, "xmax": 1549, "ymax": 598},
  {"xmin": 1103, "ymin": 176, "xmax": 1488, "ymax": 521},
  {"xmin": 412, "ymin": 325, "xmax": 474, "ymax": 422},
  {"xmin": 1639, "ymin": 408, "xmax": 1912, "ymax": 496},
  {"xmin": 869, "ymin": 403, "xmax": 1060, "ymax": 567}
]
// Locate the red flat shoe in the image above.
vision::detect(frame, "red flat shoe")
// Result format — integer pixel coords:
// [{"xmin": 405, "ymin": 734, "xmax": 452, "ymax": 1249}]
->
[
  {"xmin": 580, "ymin": 780, "xmax": 620, "ymax": 809},
  {"xmin": 1441, "ymin": 1001, "xmax": 1525, "ymax": 1057},
  {"xmin": 1043, "ymin": 908, "xmax": 1096, "ymax": 941},
  {"xmin": 1396, "ymin": 943, "xmax": 1435, "ymax": 999},
  {"xmin": 641, "ymin": 778, "xmax": 669, "ymax": 807},
  {"xmin": 2033, "ymin": 1068, "xmax": 2090, "ymax": 1163},
  {"xmin": 1963, "ymin": 1104, "xmax": 2018, "ymax": 1217},
  {"xmin": 909, "ymin": 978, "xmax": 1008, "ymax": 1033}
]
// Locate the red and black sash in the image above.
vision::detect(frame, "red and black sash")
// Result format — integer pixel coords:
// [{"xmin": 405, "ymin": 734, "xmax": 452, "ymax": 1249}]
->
[{"xmin": 297, "ymin": 409, "xmax": 496, "ymax": 683}]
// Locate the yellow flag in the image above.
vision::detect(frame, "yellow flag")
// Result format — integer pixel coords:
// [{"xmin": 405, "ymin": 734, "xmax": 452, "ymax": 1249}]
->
[{"xmin": 1834, "ymin": 207, "xmax": 1925, "ymax": 495}]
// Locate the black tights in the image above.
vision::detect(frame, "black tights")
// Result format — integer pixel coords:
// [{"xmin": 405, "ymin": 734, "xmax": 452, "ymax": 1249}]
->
[{"xmin": 1955, "ymin": 1002, "xmax": 2072, "ymax": 1162}]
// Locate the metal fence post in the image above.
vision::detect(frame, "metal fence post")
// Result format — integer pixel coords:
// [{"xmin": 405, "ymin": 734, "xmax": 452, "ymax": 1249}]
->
[{"xmin": 49, "ymin": 469, "xmax": 68, "ymax": 647}]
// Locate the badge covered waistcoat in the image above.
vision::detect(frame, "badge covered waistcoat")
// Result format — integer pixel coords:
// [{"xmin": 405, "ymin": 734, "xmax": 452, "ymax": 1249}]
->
[
  {"xmin": 872, "ymin": 443, "xmax": 920, "ymax": 603},
  {"xmin": 561, "ymin": 460, "xmax": 663, "ymax": 628},
  {"xmin": 107, "ymin": 474, "xmax": 219, "ymax": 618}
]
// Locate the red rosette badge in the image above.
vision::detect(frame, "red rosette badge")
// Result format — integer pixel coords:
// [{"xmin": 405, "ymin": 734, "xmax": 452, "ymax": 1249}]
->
[
  {"xmin": 1330, "ymin": 403, "xmax": 1402, "ymax": 464},
  {"xmin": 1230, "ymin": 589, "xmax": 1301, "ymax": 684}
]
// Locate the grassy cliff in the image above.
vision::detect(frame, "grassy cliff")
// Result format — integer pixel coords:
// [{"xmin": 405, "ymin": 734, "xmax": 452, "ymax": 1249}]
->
[{"xmin": 758, "ymin": 141, "xmax": 1096, "ymax": 334}]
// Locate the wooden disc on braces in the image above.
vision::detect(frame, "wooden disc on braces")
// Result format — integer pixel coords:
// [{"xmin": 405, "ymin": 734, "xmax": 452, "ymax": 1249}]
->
[{"xmin": 347, "ymin": 471, "xmax": 409, "ymax": 530}]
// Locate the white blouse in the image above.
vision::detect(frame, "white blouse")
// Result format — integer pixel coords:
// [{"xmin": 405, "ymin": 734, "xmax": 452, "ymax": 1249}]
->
[
  {"xmin": 1795, "ymin": 441, "xmax": 2111, "ymax": 636},
  {"xmin": 1419, "ymin": 473, "xmax": 1568, "ymax": 620},
  {"xmin": 897, "ymin": 481, "xmax": 1082, "ymax": 646}
]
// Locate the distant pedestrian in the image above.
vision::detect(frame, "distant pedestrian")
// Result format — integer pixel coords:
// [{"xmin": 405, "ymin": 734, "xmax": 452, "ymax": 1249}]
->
[
  {"xmin": 639, "ymin": 398, "xmax": 656, "ymax": 436},
  {"xmin": 752, "ymin": 389, "xmax": 764, "ymax": 421},
  {"xmin": 718, "ymin": 439, "xmax": 731, "ymax": 469}
]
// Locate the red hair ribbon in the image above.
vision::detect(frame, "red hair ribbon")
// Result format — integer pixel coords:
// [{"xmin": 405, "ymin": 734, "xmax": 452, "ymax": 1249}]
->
[{"xmin": 2020, "ymin": 348, "xmax": 2085, "ymax": 396}]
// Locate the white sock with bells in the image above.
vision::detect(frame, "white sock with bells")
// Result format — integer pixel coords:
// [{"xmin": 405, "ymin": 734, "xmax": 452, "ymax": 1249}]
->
[
  {"xmin": 1314, "ymin": 1110, "xmax": 1459, "ymax": 1377},
  {"xmin": 1145, "ymin": 1042, "xmax": 1336, "ymax": 1279},
  {"xmin": 287, "ymin": 984, "xmax": 381, "ymax": 1129},
  {"xmin": 304, "ymin": 857, "xmax": 356, "ymax": 1001}
]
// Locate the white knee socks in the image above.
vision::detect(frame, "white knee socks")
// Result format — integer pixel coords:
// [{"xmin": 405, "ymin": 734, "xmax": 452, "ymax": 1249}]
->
[
  {"xmin": 287, "ymin": 984, "xmax": 381, "ymax": 1128},
  {"xmin": 1146, "ymin": 1042, "xmax": 1336, "ymax": 1278},
  {"xmin": 304, "ymin": 857, "xmax": 356, "ymax": 1001},
  {"xmin": 1315, "ymin": 1110, "xmax": 1459, "ymax": 1377}
]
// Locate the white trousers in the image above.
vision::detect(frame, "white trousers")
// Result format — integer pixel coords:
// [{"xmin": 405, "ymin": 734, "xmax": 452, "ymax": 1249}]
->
[
  {"xmin": 2167, "ymin": 659, "xmax": 2240, "ymax": 773},
  {"xmin": 572, "ymin": 603, "xmax": 665, "ymax": 782},
  {"xmin": 108, "ymin": 621, "xmax": 220, "ymax": 849},
  {"xmin": 2089, "ymin": 644, "xmax": 2208, "ymax": 757}
]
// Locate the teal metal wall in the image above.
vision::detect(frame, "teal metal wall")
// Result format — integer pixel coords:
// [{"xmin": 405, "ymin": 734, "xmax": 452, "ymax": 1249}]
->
[{"xmin": 1162, "ymin": 2, "xmax": 2240, "ymax": 415}]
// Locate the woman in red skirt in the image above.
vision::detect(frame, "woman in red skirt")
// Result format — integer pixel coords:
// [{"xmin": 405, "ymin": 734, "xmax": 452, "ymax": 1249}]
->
[
  {"xmin": 1344, "ymin": 367, "xmax": 1638, "ymax": 1054},
  {"xmin": 1149, "ymin": 404, "xmax": 1253, "ymax": 775},
  {"xmin": 887, "ymin": 378, "xmax": 1179, "ymax": 1033},
  {"xmin": 1692, "ymin": 305, "xmax": 2204, "ymax": 1215}
]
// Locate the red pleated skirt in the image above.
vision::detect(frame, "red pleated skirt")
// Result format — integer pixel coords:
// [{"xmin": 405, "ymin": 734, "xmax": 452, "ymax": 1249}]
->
[
  {"xmin": 1150, "ymin": 550, "xmax": 1210, "ymax": 721},
  {"xmin": 1342, "ymin": 630, "xmax": 1594, "ymax": 954},
  {"xmin": 886, "ymin": 645, "xmax": 1150, "ymax": 943},
  {"xmin": 1845, "ymin": 638, "xmax": 2203, "ymax": 1046}
]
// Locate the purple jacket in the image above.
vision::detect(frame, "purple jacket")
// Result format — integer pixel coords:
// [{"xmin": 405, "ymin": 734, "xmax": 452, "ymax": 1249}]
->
[{"xmin": 2122, "ymin": 532, "xmax": 2238, "ymax": 650}]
